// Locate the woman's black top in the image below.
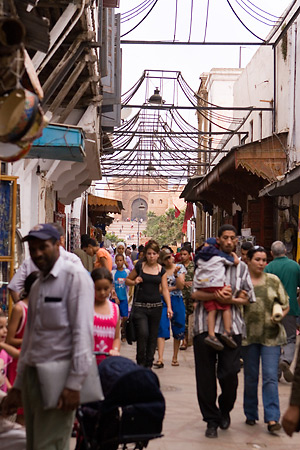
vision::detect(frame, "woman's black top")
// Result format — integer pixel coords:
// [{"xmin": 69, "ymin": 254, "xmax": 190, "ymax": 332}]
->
[{"xmin": 135, "ymin": 260, "xmax": 166, "ymax": 304}]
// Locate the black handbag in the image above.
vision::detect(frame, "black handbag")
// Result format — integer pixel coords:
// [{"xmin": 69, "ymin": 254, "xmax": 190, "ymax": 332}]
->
[{"xmin": 125, "ymin": 285, "xmax": 139, "ymax": 345}]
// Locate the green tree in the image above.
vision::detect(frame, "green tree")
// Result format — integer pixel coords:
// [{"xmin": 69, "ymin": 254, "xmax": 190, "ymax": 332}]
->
[
  {"xmin": 143, "ymin": 208, "xmax": 185, "ymax": 246},
  {"xmin": 105, "ymin": 232, "xmax": 120, "ymax": 245}
]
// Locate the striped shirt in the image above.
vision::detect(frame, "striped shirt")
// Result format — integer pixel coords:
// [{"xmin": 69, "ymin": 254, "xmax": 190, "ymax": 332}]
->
[{"xmin": 193, "ymin": 260, "xmax": 255, "ymax": 337}]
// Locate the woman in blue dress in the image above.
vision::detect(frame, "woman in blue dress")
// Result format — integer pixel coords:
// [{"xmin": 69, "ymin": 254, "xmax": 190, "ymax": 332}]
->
[{"xmin": 153, "ymin": 249, "xmax": 186, "ymax": 368}]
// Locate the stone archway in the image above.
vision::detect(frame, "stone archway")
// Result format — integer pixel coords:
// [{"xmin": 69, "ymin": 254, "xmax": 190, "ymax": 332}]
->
[{"xmin": 131, "ymin": 198, "xmax": 148, "ymax": 221}]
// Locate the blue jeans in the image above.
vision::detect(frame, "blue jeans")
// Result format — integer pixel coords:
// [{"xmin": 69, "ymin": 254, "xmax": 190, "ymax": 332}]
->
[{"xmin": 242, "ymin": 344, "xmax": 281, "ymax": 423}]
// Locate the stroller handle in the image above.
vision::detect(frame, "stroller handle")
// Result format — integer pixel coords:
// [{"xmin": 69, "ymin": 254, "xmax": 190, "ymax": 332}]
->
[{"xmin": 94, "ymin": 351, "xmax": 110, "ymax": 357}]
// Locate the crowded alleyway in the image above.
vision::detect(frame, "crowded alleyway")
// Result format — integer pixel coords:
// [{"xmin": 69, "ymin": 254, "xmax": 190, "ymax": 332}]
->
[{"xmin": 71, "ymin": 339, "xmax": 300, "ymax": 450}]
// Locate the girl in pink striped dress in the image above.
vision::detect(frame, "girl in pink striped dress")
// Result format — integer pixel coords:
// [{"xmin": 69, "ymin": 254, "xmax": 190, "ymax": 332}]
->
[
  {"xmin": 91, "ymin": 268, "xmax": 121, "ymax": 365},
  {"xmin": 7, "ymin": 271, "xmax": 39, "ymax": 386}
]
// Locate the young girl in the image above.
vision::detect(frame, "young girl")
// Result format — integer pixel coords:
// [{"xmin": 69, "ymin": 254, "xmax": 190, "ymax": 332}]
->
[
  {"xmin": 91, "ymin": 268, "xmax": 121, "ymax": 366},
  {"xmin": 111, "ymin": 254, "xmax": 130, "ymax": 341},
  {"xmin": 0, "ymin": 312, "xmax": 13, "ymax": 393},
  {"xmin": 7, "ymin": 272, "xmax": 39, "ymax": 386}
]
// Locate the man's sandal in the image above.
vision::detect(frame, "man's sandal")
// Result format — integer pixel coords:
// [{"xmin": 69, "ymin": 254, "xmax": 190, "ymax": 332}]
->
[{"xmin": 171, "ymin": 360, "xmax": 179, "ymax": 366}]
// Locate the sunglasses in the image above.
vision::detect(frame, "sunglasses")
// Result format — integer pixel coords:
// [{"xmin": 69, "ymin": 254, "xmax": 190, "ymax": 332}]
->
[{"xmin": 253, "ymin": 246, "xmax": 265, "ymax": 251}]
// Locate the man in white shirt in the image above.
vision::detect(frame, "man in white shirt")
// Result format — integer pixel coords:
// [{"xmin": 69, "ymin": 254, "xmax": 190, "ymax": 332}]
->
[{"xmin": 2, "ymin": 223, "xmax": 94, "ymax": 450}]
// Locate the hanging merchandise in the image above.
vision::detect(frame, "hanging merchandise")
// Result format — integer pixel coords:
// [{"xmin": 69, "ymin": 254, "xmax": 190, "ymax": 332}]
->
[
  {"xmin": 0, "ymin": 2, "xmax": 47, "ymax": 163},
  {"xmin": 0, "ymin": 17, "xmax": 26, "ymax": 55},
  {"xmin": 0, "ymin": 141, "xmax": 31, "ymax": 162},
  {"xmin": 0, "ymin": 87, "xmax": 48, "ymax": 162},
  {"xmin": 0, "ymin": 88, "xmax": 38, "ymax": 142}
]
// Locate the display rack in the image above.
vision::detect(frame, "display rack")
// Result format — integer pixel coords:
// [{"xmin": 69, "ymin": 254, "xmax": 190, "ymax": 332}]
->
[{"xmin": 0, "ymin": 175, "xmax": 17, "ymax": 316}]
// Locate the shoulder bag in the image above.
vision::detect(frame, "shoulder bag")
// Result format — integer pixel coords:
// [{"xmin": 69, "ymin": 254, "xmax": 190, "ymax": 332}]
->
[{"xmin": 125, "ymin": 284, "xmax": 139, "ymax": 345}]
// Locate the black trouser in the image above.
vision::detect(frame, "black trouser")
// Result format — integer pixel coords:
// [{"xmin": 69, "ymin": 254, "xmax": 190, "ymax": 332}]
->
[
  {"xmin": 193, "ymin": 332, "xmax": 242, "ymax": 428},
  {"xmin": 133, "ymin": 305, "xmax": 162, "ymax": 368}
]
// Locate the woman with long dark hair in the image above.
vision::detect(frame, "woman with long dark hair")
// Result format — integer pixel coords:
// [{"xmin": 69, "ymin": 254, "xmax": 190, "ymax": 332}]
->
[{"xmin": 126, "ymin": 240, "xmax": 172, "ymax": 368}]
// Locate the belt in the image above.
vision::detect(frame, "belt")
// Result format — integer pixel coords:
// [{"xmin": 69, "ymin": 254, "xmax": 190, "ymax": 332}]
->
[{"xmin": 135, "ymin": 302, "xmax": 162, "ymax": 308}]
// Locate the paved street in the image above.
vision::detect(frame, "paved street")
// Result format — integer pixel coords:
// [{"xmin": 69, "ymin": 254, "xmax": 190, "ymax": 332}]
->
[
  {"xmin": 71, "ymin": 339, "xmax": 300, "ymax": 449},
  {"xmin": 123, "ymin": 340, "xmax": 300, "ymax": 450}
]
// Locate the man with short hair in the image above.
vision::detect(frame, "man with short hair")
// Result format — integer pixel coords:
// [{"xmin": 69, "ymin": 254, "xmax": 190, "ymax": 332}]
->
[
  {"xmin": 73, "ymin": 234, "xmax": 94, "ymax": 272},
  {"xmin": 264, "ymin": 240, "xmax": 300, "ymax": 382},
  {"xmin": 87, "ymin": 238, "xmax": 113, "ymax": 271},
  {"xmin": 240, "ymin": 241, "xmax": 253, "ymax": 263},
  {"xmin": 131, "ymin": 244, "xmax": 138, "ymax": 262},
  {"xmin": 192, "ymin": 224, "xmax": 255, "ymax": 439},
  {"xmin": 2, "ymin": 224, "xmax": 94, "ymax": 450}
]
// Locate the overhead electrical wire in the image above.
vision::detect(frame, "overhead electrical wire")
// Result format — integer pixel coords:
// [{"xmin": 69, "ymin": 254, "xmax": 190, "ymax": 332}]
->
[
  {"xmin": 233, "ymin": 0, "xmax": 278, "ymax": 26},
  {"xmin": 237, "ymin": 0, "xmax": 278, "ymax": 23},
  {"xmin": 242, "ymin": 0, "xmax": 280, "ymax": 19},
  {"xmin": 173, "ymin": 0, "xmax": 178, "ymax": 42},
  {"xmin": 121, "ymin": 0, "xmax": 155, "ymax": 23},
  {"xmin": 101, "ymin": 71, "xmax": 251, "ymax": 184},
  {"xmin": 203, "ymin": 0, "xmax": 210, "ymax": 42},
  {"xmin": 226, "ymin": 0, "xmax": 265, "ymax": 41},
  {"xmin": 121, "ymin": 0, "xmax": 159, "ymax": 38},
  {"xmin": 188, "ymin": 0, "xmax": 194, "ymax": 42}
]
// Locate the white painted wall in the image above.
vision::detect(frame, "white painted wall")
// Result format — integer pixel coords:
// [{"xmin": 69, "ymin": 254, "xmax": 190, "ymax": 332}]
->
[
  {"xmin": 231, "ymin": 45, "xmax": 275, "ymax": 149},
  {"xmin": 203, "ymin": 68, "xmax": 242, "ymax": 167}
]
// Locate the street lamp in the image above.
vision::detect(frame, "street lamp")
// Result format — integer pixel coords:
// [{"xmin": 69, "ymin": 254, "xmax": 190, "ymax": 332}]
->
[{"xmin": 137, "ymin": 202, "xmax": 146, "ymax": 247}]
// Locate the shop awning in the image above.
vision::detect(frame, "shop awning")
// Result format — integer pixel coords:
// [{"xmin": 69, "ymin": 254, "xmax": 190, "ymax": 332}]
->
[
  {"xmin": 88, "ymin": 194, "xmax": 124, "ymax": 214},
  {"xmin": 26, "ymin": 124, "xmax": 85, "ymax": 162},
  {"xmin": 180, "ymin": 176, "xmax": 204, "ymax": 202},
  {"xmin": 259, "ymin": 164, "xmax": 300, "ymax": 197},
  {"xmin": 180, "ymin": 133, "xmax": 288, "ymax": 213}
]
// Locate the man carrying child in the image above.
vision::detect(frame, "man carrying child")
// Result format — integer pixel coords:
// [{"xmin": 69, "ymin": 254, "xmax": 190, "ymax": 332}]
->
[{"xmin": 192, "ymin": 225, "xmax": 255, "ymax": 439}]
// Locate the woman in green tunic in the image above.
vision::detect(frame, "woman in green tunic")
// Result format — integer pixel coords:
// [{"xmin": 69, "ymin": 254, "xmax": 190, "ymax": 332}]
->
[{"xmin": 242, "ymin": 246, "xmax": 289, "ymax": 433}]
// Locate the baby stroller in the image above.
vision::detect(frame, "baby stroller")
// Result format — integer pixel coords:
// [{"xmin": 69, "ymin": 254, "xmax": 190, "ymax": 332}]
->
[{"xmin": 75, "ymin": 356, "xmax": 165, "ymax": 450}]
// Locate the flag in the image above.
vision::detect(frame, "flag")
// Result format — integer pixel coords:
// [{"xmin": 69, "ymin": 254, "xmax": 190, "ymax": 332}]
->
[
  {"xmin": 174, "ymin": 205, "xmax": 181, "ymax": 218},
  {"xmin": 182, "ymin": 202, "xmax": 194, "ymax": 234}
]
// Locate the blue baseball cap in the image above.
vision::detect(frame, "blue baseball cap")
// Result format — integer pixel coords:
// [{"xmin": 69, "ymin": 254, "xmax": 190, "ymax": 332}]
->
[
  {"xmin": 205, "ymin": 237, "xmax": 217, "ymax": 245},
  {"xmin": 23, "ymin": 224, "xmax": 60, "ymax": 242}
]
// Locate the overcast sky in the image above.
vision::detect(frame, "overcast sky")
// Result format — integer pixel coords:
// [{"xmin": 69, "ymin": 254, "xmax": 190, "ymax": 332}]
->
[{"xmin": 119, "ymin": 0, "xmax": 292, "ymax": 97}]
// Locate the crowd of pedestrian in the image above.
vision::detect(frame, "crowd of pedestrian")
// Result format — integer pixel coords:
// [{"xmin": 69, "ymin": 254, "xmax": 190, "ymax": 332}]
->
[{"xmin": 1, "ymin": 221, "xmax": 300, "ymax": 448}]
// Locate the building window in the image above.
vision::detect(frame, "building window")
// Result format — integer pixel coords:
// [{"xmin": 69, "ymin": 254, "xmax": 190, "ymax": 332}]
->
[
  {"xmin": 159, "ymin": 199, "xmax": 162, "ymax": 204},
  {"xmin": 151, "ymin": 199, "xmax": 154, "ymax": 204}
]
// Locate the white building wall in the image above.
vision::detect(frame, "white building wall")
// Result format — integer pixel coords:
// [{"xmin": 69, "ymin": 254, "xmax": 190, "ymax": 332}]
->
[
  {"xmin": 204, "ymin": 68, "xmax": 242, "ymax": 167},
  {"xmin": 8, "ymin": 159, "xmax": 39, "ymax": 237},
  {"xmin": 231, "ymin": 46, "xmax": 275, "ymax": 149}
]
